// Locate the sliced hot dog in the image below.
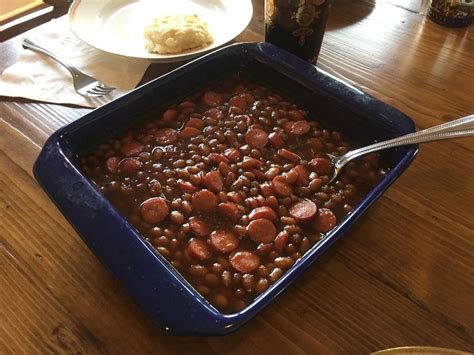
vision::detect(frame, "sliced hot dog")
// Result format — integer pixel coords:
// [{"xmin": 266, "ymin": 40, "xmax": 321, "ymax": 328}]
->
[
  {"xmin": 248, "ymin": 218, "xmax": 277, "ymax": 243},
  {"xmin": 291, "ymin": 165, "xmax": 309, "ymax": 186},
  {"xmin": 140, "ymin": 197, "xmax": 169, "ymax": 224},
  {"xmin": 274, "ymin": 231, "xmax": 289, "ymax": 254},
  {"xmin": 223, "ymin": 148, "xmax": 241, "ymax": 163},
  {"xmin": 185, "ymin": 118, "xmax": 204, "ymax": 129},
  {"xmin": 268, "ymin": 132, "xmax": 285, "ymax": 148},
  {"xmin": 155, "ymin": 128, "xmax": 178, "ymax": 145},
  {"xmin": 245, "ymin": 128, "xmax": 268, "ymax": 149},
  {"xmin": 309, "ymin": 157, "xmax": 333, "ymax": 175},
  {"xmin": 179, "ymin": 127, "xmax": 201, "ymax": 139},
  {"xmin": 249, "ymin": 206, "xmax": 278, "ymax": 222},
  {"xmin": 203, "ymin": 171, "xmax": 223, "ymax": 193},
  {"xmin": 271, "ymin": 176, "xmax": 293, "ymax": 197},
  {"xmin": 203, "ymin": 91, "xmax": 224, "ymax": 107},
  {"xmin": 191, "ymin": 189, "xmax": 217, "ymax": 213},
  {"xmin": 229, "ymin": 251, "xmax": 260, "ymax": 273},
  {"xmin": 278, "ymin": 148, "xmax": 301, "ymax": 162},
  {"xmin": 178, "ymin": 180, "xmax": 199, "ymax": 193},
  {"xmin": 289, "ymin": 199, "xmax": 318, "ymax": 223},
  {"xmin": 210, "ymin": 230, "xmax": 239, "ymax": 253},
  {"xmin": 187, "ymin": 238, "xmax": 211, "ymax": 261},
  {"xmin": 312, "ymin": 208, "xmax": 337, "ymax": 233},
  {"xmin": 189, "ymin": 217, "xmax": 211, "ymax": 237},
  {"xmin": 105, "ymin": 156, "xmax": 120, "ymax": 173},
  {"xmin": 217, "ymin": 202, "xmax": 241, "ymax": 222},
  {"xmin": 162, "ymin": 109, "xmax": 178, "ymax": 122},
  {"xmin": 290, "ymin": 120, "xmax": 311, "ymax": 135},
  {"xmin": 118, "ymin": 158, "xmax": 142, "ymax": 175},
  {"xmin": 120, "ymin": 141, "xmax": 144, "ymax": 157}
]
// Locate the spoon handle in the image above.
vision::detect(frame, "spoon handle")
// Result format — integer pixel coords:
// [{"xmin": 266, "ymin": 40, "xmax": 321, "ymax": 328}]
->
[{"xmin": 342, "ymin": 114, "xmax": 474, "ymax": 161}]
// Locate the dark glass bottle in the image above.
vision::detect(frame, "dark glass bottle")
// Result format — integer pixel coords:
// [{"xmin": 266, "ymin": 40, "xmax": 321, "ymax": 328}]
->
[{"xmin": 265, "ymin": 0, "xmax": 331, "ymax": 64}]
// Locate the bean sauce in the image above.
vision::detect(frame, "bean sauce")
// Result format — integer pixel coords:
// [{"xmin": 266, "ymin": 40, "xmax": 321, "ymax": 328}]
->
[{"xmin": 80, "ymin": 74, "xmax": 387, "ymax": 313}]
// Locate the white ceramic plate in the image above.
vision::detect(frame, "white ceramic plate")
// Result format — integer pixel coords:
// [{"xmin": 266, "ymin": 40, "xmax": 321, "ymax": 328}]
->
[{"xmin": 68, "ymin": 0, "xmax": 253, "ymax": 62}]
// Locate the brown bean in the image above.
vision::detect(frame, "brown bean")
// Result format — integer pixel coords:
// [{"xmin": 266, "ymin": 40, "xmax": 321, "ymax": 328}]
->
[
  {"xmin": 212, "ymin": 294, "xmax": 229, "ymax": 309},
  {"xmin": 274, "ymin": 257, "xmax": 294, "ymax": 270},
  {"xmin": 242, "ymin": 274, "xmax": 255, "ymax": 292},
  {"xmin": 222, "ymin": 270, "xmax": 232, "ymax": 287},
  {"xmin": 189, "ymin": 264, "xmax": 209, "ymax": 277},
  {"xmin": 255, "ymin": 278, "xmax": 269, "ymax": 295},
  {"xmin": 170, "ymin": 211, "xmax": 185, "ymax": 224},
  {"xmin": 268, "ymin": 267, "xmax": 284, "ymax": 283}
]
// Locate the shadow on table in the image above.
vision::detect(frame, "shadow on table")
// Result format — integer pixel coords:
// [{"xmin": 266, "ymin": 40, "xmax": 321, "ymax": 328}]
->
[{"xmin": 326, "ymin": 0, "xmax": 375, "ymax": 31}]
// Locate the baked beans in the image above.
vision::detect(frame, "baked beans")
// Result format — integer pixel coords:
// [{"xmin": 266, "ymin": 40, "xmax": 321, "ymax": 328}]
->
[{"xmin": 79, "ymin": 74, "xmax": 387, "ymax": 313}]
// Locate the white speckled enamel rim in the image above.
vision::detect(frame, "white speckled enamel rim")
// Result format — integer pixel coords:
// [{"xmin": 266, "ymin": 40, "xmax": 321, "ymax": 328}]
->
[{"xmin": 68, "ymin": 0, "xmax": 253, "ymax": 62}]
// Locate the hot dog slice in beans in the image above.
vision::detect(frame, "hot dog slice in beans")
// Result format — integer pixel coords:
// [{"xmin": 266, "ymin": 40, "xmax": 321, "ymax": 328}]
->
[
  {"xmin": 187, "ymin": 238, "xmax": 211, "ymax": 261},
  {"xmin": 223, "ymin": 148, "xmax": 241, "ymax": 163},
  {"xmin": 203, "ymin": 91, "xmax": 224, "ymax": 107},
  {"xmin": 274, "ymin": 231, "xmax": 290, "ymax": 254},
  {"xmin": 309, "ymin": 157, "xmax": 333, "ymax": 175},
  {"xmin": 289, "ymin": 199, "xmax": 318, "ymax": 223},
  {"xmin": 271, "ymin": 176, "xmax": 293, "ymax": 197},
  {"xmin": 140, "ymin": 197, "xmax": 169, "ymax": 224},
  {"xmin": 217, "ymin": 202, "xmax": 241, "ymax": 222},
  {"xmin": 155, "ymin": 128, "xmax": 178, "ymax": 145},
  {"xmin": 203, "ymin": 171, "xmax": 223, "ymax": 193},
  {"xmin": 268, "ymin": 132, "xmax": 285, "ymax": 148},
  {"xmin": 185, "ymin": 118, "xmax": 204, "ymax": 129},
  {"xmin": 105, "ymin": 156, "xmax": 120, "ymax": 173},
  {"xmin": 312, "ymin": 208, "xmax": 337, "ymax": 233},
  {"xmin": 118, "ymin": 158, "xmax": 142, "ymax": 175},
  {"xmin": 290, "ymin": 120, "xmax": 311, "ymax": 135},
  {"xmin": 189, "ymin": 217, "xmax": 211, "ymax": 237},
  {"xmin": 229, "ymin": 251, "xmax": 260, "ymax": 273},
  {"xmin": 278, "ymin": 148, "xmax": 301, "ymax": 162},
  {"xmin": 120, "ymin": 141, "xmax": 144, "ymax": 157},
  {"xmin": 248, "ymin": 219, "xmax": 277, "ymax": 243},
  {"xmin": 178, "ymin": 180, "xmax": 199, "ymax": 193},
  {"xmin": 179, "ymin": 127, "xmax": 201, "ymax": 139},
  {"xmin": 210, "ymin": 230, "xmax": 239, "ymax": 253},
  {"xmin": 245, "ymin": 128, "xmax": 268, "ymax": 149},
  {"xmin": 249, "ymin": 206, "xmax": 278, "ymax": 222},
  {"xmin": 162, "ymin": 109, "xmax": 178, "ymax": 122},
  {"xmin": 191, "ymin": 189, "xmax": 218, "ymax": 213},
  {"xmin": 291, "ymin": 165, "xmax": 309, "ymax": 186}
]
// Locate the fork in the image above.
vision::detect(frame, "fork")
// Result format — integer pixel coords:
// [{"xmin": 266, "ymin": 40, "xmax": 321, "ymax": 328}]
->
[{"xmin": 22, "ymin": 38, "xmax": 115, "ymax": 98}]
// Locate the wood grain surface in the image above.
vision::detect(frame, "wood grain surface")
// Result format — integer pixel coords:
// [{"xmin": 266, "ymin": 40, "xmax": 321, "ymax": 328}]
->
[{"xmin": 1, "ymin": 0, "xmax": 473, "ymax": 353}]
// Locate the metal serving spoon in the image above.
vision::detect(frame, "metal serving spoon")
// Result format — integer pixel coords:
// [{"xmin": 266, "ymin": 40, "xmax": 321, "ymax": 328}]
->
[{"xmin": 328, "ymin": 114, "xmax": 474, "ymax": 183}]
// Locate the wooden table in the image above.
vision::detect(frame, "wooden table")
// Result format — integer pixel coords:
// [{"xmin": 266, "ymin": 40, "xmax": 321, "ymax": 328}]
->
[{"xmin": 1, "ymin": 1, "xmax": 473, "ymax": 353}]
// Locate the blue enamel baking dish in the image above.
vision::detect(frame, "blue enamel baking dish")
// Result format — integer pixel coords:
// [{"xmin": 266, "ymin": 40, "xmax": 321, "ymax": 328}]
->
[{"xmin": 33, "ymin": 42, "xmax": 417, "ymax": 336}]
